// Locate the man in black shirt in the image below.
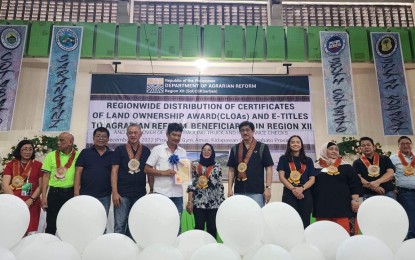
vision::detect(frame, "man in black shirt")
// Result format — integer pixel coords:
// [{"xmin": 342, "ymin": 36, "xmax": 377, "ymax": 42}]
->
[
  {"xmin": 352, "ymin": 136, "xmax": 395, "ymax": 200},
  {"xmin": 227, "ymin": 121, "xmax": 274, "ymax": 207}
]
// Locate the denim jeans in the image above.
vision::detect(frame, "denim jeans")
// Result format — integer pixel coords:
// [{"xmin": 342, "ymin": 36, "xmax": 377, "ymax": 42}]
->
[
  {"xmin": 169, "ymin": 196, "xmax": 183, "ymax": 234},
  {"xmin": 97, "ymin": 195, "xmax": 111, "ymax": 217},
  {"xmin": 114, "ymin": 195, "xmax": 142, "ymax": 237},
  {"xmin": 363, "ymin": 191, "xmax": 396, "ymax": 201},
  {"xmin": 397, "ymin": 189, "xmax": 415, "ymax": 239},
  {"xmin": 235, "ymin": 193, "xmax": 264, "ymax": 207}
]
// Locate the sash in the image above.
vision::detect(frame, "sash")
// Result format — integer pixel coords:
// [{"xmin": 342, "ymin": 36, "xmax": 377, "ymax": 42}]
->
[
  {"xmin": 318, "ymin": 157, "xmax": 342, "ymax": 175},
  {"xmin": 287, "ymin": 160, "xmax": 306, "ymax": 185},
  {"xmin": 10, "ymin": 160, "xmax": 33, "ymax": 190},
  {"xmin": 360, "ymin": 153, "xmax": 380, "ymax": 178},
  {"xmin": 55, "ymin": 149, "xmax": 76, "ymax": 180},
  {"xmin": 398, "ymin": 151, "xmax": 415, "ymax": 176},
  {"xmin": 237, "ymin": 139, "xmax": 257, "ymax": 181},
  {"xmin": 197, "ymin": 163, "xmax": 214, "ymax": 189}
]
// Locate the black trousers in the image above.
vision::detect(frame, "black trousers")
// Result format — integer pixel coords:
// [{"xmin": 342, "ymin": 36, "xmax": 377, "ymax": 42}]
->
[
  {"xmin": 282, "ymin": 187, "xmax": 313, "ymax": 228},
  {"xmin": 45, "ymin": 187, "xmax": 74, "ymax": 235},
  {"xmin": 193, "ymin": 207, "xmax": 218, "ymax": 239}
]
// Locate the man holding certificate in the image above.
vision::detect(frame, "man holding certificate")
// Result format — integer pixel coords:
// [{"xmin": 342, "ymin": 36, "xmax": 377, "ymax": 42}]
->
[
  {"xmin": 145, "ymin": 123, "xmax": 188, "ymax": 216},
  {"xmin": 111, "ymin": 123, "xmax": 151, "ymax": 237}
]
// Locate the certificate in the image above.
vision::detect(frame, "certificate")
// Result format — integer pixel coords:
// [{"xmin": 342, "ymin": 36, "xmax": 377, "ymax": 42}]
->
[{"xmin": 174, "ymin": 159, "xmax": 191, "ymax": 185}]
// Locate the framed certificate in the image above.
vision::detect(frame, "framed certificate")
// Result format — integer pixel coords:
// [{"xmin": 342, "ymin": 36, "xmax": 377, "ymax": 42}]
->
[{"xmin": 175, "ymin": 159, "xmax": 191, "ymax": 185}]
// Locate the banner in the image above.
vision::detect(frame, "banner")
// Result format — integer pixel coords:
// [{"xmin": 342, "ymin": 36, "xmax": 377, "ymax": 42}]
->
[
  {"xmin": 371, "ymin": 32, "xmax": 413, "ymax": 135},
  {"xmin": 320, "ymin": 31, "xmax": 357, "ymax": 135},
  {"xmin": 42, "ymin": 26, "xmax": 83, "ymax": 131},
  {"xmin": 88, "ymin": 75, "xmax": 316, "ymax": 180},
  {"xmin": 0, "ymin": 25, "xmax": 27, "ymax": 131}
]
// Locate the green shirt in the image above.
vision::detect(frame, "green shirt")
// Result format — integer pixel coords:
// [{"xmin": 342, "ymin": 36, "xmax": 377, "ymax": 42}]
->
[{"xmin": 42, "ymin": 150, "xmax": 80, "ymax": 188}]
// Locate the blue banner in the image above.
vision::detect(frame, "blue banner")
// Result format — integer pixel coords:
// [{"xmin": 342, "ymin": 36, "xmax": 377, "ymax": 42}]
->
[
  {"xmin": 42, "ymin": 26, "xmax": 83, "ymax": 131},
  {"xmin": 371, "ymin": 32, "xmax": 413, "ymax": 135},
  {"xmin": 320, "ymin": 31, "xmax": 357, "ymax": 135},
  {"xmin": 0, "ymin": 25, "xmax": 27, "ymax": 131}
]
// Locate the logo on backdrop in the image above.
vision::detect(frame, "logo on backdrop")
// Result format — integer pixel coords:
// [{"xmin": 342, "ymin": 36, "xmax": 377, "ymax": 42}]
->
[
  {"xmin": 0, "ymin": 28, "xmax": 21, "ymax": 50},
  {"xmin": 146, "ymin": 78, "xmax": 164, "ymax": 93},
  {"xmin": 376, "ymin": 34, "xmax": 397, "ymax": 57},
  {"xmin": 324, "ymin": 34, "xmax": 345, "ymax": 56},
  {"xmin": 56, "ymin": 28, "xmax": 78, "ymax": 52}
]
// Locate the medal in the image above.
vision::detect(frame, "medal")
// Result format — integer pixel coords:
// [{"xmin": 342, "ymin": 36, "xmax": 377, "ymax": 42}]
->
[
  {"xmin": 128, "ymin": 158, "xmax": 140, "ymax": 174},
  {"xmin": 237, "ymin": 162, "xmax": 247, "ymax": 172},
  {"xmin": 55, "ymin": 149, "xmax": 76, "ymax": 181},
  {"xmin": 360, "ymin": 153, "xmax": 381, "ymax": 178},
  {"xmin": 197, "ymin": 175, "xmax": 208, "ymax": 189},
  {"xmin": 288, "ymin": 161, "xmax": 306, "ymax": 185},
  {"xmin": 237, "ymin": 139, "xmax": 257, "ymax": 181},
  {"xmin": 404, "ymin": 165, "xmax": 415, "ymax": 176},
  {"xmin": 327, "ymin": 165, "xmax": 339, "ymax": 175},
  {"xmin": 55, "ymin": 167, "xmax": 67, "ymax": 180},
  {"xmin": 126, "ymin": 143, "xmax": 143, "ymax": 174},
  {"xmin": 290, "ymin": 171, "xmax": 301, "ymax": 181},
  {"xmin": 398, "ymin": 151, "xmax": 415, "ymax": 176},
  {"xmin": 319, "ymin": 157, "xmax": 342, "ymax": 176},
  {"xmin": 368, "ymin": 165, "xmax": 380, "ymax": 177},
  {"xmin": 197, "ymin": 163, "xmax": 214, "ymax": 189},
  {"xmin": 10, "ymin": 159, "xmax": 34, "ymax": 190},
  {"xmin": 10, "ymin": 175, "xmax": 25, "ymax": 190}
]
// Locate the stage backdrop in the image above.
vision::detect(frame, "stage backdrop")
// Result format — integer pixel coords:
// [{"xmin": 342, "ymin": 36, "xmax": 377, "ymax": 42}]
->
[{"xmin": 88, "ymin": 75, "xmax": 316, "ymax": 180}]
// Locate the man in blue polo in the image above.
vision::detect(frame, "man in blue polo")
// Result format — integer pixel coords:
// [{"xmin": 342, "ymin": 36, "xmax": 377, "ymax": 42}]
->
[{"xmin": 74, "ymin": 127, "xmax": 113, "ymax": 216}]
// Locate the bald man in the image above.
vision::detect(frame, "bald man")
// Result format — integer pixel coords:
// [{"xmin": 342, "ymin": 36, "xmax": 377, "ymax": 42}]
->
[{"xmin": 41, "ymin": 132, "xmax": 79, "ymax": 235}]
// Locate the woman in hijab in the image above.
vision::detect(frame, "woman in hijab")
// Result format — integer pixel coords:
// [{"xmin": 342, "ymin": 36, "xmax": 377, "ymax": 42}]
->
[
  {"xmin": 313, "ymin": 141, "xmax": 362, "ymax": 235},
  {"xmin": 186, "ymin": 143, "xmax": 225, "ymax": 238}
]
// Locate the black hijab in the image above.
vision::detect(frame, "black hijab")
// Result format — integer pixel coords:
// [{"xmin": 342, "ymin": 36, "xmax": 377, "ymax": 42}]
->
[{"xmin": 199, "ymin": 143, "xmax": 216, "ymax": 167}]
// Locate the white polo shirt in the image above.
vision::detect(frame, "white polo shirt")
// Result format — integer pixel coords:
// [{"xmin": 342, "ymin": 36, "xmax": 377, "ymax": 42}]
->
[{"xmin": 146, "ymin": 142, "xmax": 187, "ymax": 197}]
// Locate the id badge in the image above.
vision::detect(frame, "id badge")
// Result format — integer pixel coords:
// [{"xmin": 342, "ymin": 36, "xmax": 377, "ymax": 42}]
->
[{"xmin": 21, "ymin": 183, "xmax": 33, "ymax": 196}]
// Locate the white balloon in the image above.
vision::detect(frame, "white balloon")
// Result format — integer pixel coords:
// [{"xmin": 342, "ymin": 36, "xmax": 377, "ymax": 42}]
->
[
  {"xmin": 289, "ymin": 243, "xmax": 325, "ymax": 260},
  {"xmin": 0, "ymin": 194, "xmax": 30, "ymax": 249},
  {"xmin": 17, "ymin": 241, "xmax": 81, "ymax": 260},
  {"xmin": 304, "ymin": 221, "xmax": 349, "ymax": 260},
  {"xmin": 174, "ymin": 230, "xmax": 217, "ymax": 260},
  {"xmin": 0, "ymin": 246, "xmax": 16, "ymax": 260},
  {"xmin": 190, "ymin": 243, "xmax": 241, "ymax": 260},
  {"xmin": 243, "ymin": 244, "xmax": 292, "ymax": 260},
  {"xmin": 394, "ymin": 238, "xmax": 415, "ymax": 260},
  {"xmin": 57, "ymin": 195, "xmax": 107, "ymax": 254},
  {"xmin": 262, "ymin": 202, "xmax": 304, "ymax": 250},
  {"xmin": 129, "ymin": 194, "xmax": 180, "ymax": 248},
  {"xmin": 358, "ymin": 196, "xmax": 408, "ymax": 252},
  {"xmin": 82, "ymin": 233, "xmax": 140, "ymax": 260},
  {"xmin": 138, "ymin": 243, "xmax": 184, "ymax": 260},
  {"xmin": 336, "ymin": 235, "xmax": 394, "ymax": 260},
  {"xmin": 12, "ymin": 233, "xmax": 60, "ymax": 256},
  {"xmin": 216, "ymin": 195, "xmax": 264, "ymax": 255}
]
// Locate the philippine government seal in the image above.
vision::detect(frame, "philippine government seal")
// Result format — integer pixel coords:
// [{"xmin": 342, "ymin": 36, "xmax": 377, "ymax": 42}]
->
[
  {"xmin": 1, "ymin": 27, "xmax": 21, "ymax": 50},
  {"xmin": 56, "ymin": 28, "xmax": 78, "ymax": 52}
]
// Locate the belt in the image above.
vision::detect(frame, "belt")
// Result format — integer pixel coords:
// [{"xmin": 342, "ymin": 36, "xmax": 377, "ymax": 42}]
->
[
  {"xmin": 49, "ymin": 186, "xmax": 73, "ymax": 193},
  {"xmin": 397, "ymin": 186, "xmax": 415, "ymax": 192}
]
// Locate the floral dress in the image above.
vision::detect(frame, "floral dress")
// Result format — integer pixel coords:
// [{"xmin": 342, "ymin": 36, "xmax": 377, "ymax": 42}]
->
[{"xmin": 187, "ymin": 163, "xmax": 225, "ymax": 209}]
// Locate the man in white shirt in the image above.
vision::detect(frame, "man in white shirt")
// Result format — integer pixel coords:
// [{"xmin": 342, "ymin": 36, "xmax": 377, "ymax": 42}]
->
[
  {"xmin": 390, "ymin": 136, "xmax": 415, "ymax": 239},
  {"xmin": 145, "ymin": 123, "xmax": 187, "ymax": 216}
]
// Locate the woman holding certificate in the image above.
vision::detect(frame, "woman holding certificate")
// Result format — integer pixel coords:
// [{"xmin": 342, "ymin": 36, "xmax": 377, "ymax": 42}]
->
[
  {"xmin": 312, "ymin": 142, "xmax": 362, "ymax": 235},
  {"xmin": 186, "ymin": 143, "xmax": 225, "ymax": 238},
  {"xmin": 1, "ymin": 140, "xmax": 43, "ymax": 234},
  {"xmin": 277, "ymin": 135, "xmax": 316, "ymax": 228}
]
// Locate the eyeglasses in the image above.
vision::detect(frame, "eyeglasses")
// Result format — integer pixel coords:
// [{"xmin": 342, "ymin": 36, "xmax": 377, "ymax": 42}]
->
[{"xmin": 400, "ymin": 142, "xmax": 412, "ymax": 146}]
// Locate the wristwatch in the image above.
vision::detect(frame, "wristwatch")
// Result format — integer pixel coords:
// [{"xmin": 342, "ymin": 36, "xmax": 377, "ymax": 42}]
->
[{"xmin": 265, "ymin": 185, "xmax": 271, "ymax": 189}]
